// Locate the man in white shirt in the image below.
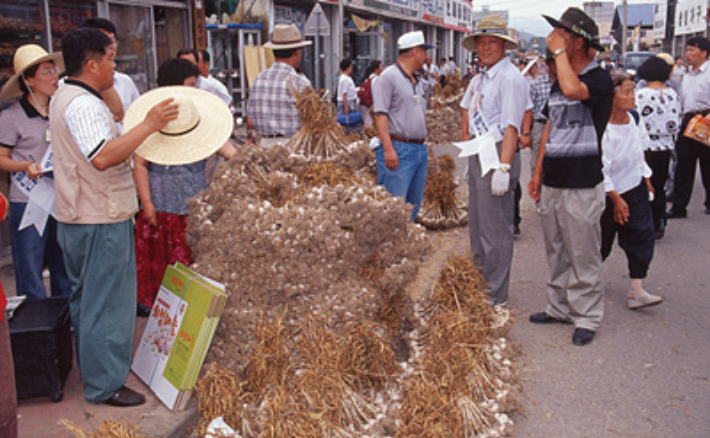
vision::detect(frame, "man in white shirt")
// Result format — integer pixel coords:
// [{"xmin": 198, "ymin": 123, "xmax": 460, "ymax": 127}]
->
[
  {"xmin": 667, "ymin": 36, "xmax": 710, "ymax": 218},
  {"xmin": 460, "ymin": 15, "xmax": 531, "ymax": 307},
  {"xmin": 448, "ymin": 56, "xmax": 458, "ymax": 76},
  {"xmin": 337, "ymin": 58, "xmax": 358, "ymax": 116},
  {"xmin": 197, "ymin": 49, "xmax": 233, "ymax": 110}
]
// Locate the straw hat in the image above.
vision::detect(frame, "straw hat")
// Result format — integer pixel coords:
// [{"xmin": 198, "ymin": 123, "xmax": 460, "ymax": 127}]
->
[
  {"xmin": 542, "ymin": 7, "xmax": 604, "ymax": 51},
  {"xmin": 264, "ymin": 24, "xmax": 312, "ymax": 50},
  {"xmin": 124, "ymin": 86, "xmax": 233, "ymax": 166},
  {"xmin": 462, "ymin": 15, "xmax": 518, "ymax": 52},
  {"xmin": 0, "ymin": 44, "xmax": 64, "ymax": 100}
]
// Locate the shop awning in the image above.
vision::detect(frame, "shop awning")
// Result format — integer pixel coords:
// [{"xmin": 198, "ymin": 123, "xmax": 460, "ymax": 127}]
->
[{"xmin": 351, "ymin": 14, "xmax": 381, "ymax": 33}]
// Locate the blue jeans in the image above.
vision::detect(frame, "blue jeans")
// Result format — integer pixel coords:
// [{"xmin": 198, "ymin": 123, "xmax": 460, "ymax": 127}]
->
[
  {"xmin": 9, "ymin": 202, "xmax": 71, "ymax": 300},
  {"xmin": 376, "ymin": 141, "xmax": 428, "ymax": 221}
]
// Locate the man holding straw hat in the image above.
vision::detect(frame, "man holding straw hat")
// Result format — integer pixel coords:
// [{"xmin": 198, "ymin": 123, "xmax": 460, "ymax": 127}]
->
[
  {"xmin": 527, "ymin": 7, "xmax": 613, "ymax": 346},
  {"xmin": 247, "ymin": 23, "xmax": 312, "ymax": 146},
  {"xmin": 459, "ymin": 15, "xmax": 531, "ymax": 307},
  {"xmin": 50, "ymin": 28, "xmax": 178, "ymax": 407}
]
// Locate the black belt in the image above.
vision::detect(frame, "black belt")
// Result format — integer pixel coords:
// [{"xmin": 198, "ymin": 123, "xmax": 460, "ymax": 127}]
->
[
  {"xmin": 534, "ymin": 118, "xmax": 547, "ymax": 123},
  {"xmin": 390, "ymin": 135, "xmax": 425, "ymax": 144},
  {"xmin": 684, "ymin": 110, "xmax": 710, "ymax": 119},
  {"xmin": 261, "ymin": 133, "xmax": 285, "ymax": 138}
]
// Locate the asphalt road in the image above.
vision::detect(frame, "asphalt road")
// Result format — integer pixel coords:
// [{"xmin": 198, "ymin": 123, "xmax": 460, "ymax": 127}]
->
[{"xmin": 438, "ymin": 143, "xmax": 710, "ymax": 438}]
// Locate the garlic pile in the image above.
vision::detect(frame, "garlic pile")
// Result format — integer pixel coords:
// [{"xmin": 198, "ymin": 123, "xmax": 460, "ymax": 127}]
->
[
  {"xmin": 417, "ymin": 153, "xmax": 468, "ymax": 230},
  {"xmin": 399, "ymin": 254, "xmax": 518, "ymax": 438},
  {"xmin": 187, "ymin": 141, "xmax": 430, "ymax": 373}
]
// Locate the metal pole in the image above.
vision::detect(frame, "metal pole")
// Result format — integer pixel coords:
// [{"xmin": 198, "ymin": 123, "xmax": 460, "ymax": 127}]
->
[
  {"xmin": 622, "ymin": 0, "xmax": 628, "ymax": 57},
  {"xmin": 315, "ymin": 12, "xmax": 321, "ymax": 90},
  {"xmin": 43, "ymin": 0, "xmax": 52, "ymax": 52}
]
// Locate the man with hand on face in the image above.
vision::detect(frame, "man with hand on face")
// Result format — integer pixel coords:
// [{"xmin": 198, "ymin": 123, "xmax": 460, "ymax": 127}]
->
[
  {"xmin": 372, "ymin": 31, "xmax": 433, "ymax": 221},
  {"xmin": 527, "ymin": 8, "xmax": 613, "ymax": 347},
  {"xmin": 50, "ymin": 27, "xmax": 179, "ymax": 407},
  {"xmin": 80, "ymin": 18, "xmax": 140, "ymax": 124},
  {"xmin": 460, "ymin": 15, "xmax": 531, "ymax": 307}
]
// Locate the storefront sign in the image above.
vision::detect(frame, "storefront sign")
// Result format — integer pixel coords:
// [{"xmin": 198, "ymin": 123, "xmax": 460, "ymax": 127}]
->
[
  {"xmin": 444, "ymin": 0, "xmax": 472, "ymax": 32},
  {"xmin": 654, "ymin": 0, "xmax": 667, "ymax": 40},
  {"xmin": 674, "ymin": 0, "xmax": 708, "ymax": 36},
  {"xmin": 274, "ymin": 4, "xmax": 308, "ymax": 33},
  {"xmin": 348, "ymin": 0, "xmax": 420, "ymax": 19},
  {"xmin": 421, "ymin": 0, "xmax": 445, "ymax": 24},
  {"xmin": 192, "ymin": 0, "xmax": 207, "ymax": 50}
]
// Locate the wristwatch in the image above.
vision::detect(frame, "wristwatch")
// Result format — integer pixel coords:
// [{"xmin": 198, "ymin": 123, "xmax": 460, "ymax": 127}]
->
[
  {"xmin": 554, "ymin": 48, "xmax": 566, "ymax": 58},
  {"xmin": 499, "ymin": 163, "xmax": 511, "ymax": 173},
  {"xmin": 522, "ymin": 131, "xmax": 531, "ymax": 136}
]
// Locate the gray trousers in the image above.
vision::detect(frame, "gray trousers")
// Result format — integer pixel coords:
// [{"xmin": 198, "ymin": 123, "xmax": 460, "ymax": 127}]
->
[
  {"xmin": 468, "ymin": 146, "xmax": 521, "ymax": 304},
  {"xmin": 539, "ymin": 184, "xmax": 605, "ymax": 331}
]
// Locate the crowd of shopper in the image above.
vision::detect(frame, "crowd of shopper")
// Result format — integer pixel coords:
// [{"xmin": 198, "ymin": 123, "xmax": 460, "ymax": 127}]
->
[{"xmin": 1, "ymin": 7, "xmax": 709, "ymax": 437}]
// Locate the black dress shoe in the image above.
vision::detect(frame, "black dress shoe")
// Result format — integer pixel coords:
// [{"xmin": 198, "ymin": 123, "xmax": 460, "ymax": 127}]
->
[
  {"xmin": 572, "ymin": 328, "xmax": 595, "ymax": 346},
  {"xmin": 529, "ymin": 312, "xmax": 572, "ymax": 324},
  {"xmin": 655, "ymin": 227, "xmax": 665, "ymax": 240},
  {"xmin": 137, "ymin": 303, "xmax": 152, "ymax": 318},
  {"xmin": 666, "ymin": 208, "xmax": 687, "ymax": 219},
  {"xmin": 103, "ymin": 386, "xmax": 146, "ymax": 407}
]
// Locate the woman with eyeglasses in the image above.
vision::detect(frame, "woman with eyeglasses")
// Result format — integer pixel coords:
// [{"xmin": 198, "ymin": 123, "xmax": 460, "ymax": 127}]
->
[{"xmin": 0, "ymin": 45, "xmax": 71, "ymax": 300}]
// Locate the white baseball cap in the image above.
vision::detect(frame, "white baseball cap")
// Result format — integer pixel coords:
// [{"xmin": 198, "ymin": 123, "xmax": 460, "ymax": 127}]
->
[{"xmin": 398, "ymin": 31, "xmax": 434, "ymax": 51}]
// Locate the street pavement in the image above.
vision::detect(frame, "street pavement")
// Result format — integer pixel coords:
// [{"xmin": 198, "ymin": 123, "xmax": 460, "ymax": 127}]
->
[
  {"xmin": 507, "ymin": 149, "xmax": 710, "ymax": 438},
  {"xmin": 6, "ymin": 145, "xmax": 710, "ymax": 437}
]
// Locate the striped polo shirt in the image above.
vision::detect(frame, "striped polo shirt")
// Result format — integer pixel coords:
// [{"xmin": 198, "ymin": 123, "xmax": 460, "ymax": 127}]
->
[{"xmin": 0, "ymin": 96, "xmax": 51, "ymax": 202}]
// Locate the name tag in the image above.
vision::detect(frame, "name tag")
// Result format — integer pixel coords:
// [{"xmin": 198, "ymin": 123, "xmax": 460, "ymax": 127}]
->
[
  {"xmin": 414, "ymin": 94, "xmax": 421, "ymax": 105},
  {"xmin": 46, "ymin": 129, "xmax": 51, "ymax": 143}
]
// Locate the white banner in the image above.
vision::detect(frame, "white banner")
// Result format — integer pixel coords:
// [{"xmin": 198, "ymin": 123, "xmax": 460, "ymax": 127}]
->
[
  {"xmin": 654, "ymin": 0, "xmax": 667, "ymax": 40},
  {"xmin": 675, "ymin": 0, "xmax": 708, "ymax": 36},
  {"xmin": 10, "ymin": 147, "xmax": 55, "ymax": 236},
  {"xmin": 421, "ymin": 0, "xmax": 445, "ymax": 24}
]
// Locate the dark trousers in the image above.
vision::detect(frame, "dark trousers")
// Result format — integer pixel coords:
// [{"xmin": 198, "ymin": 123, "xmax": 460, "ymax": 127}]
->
[
  {"xmin": 645, "ymin": 150, "xmax": 671, "ymax": 230},
  {"xmin": 514, "ymin": 182, "xmax": 522, "ymax": 227},
  {"xmin": 601, "ymin": 182, "xmax": 655, "ymax": 279},
  {"xmin": 0, "ymin": 314, "xmax": 18, "ymax": 438},
  {"xmin": 670, "ymin": 114, "xmax": 710, "ymax": 211}
]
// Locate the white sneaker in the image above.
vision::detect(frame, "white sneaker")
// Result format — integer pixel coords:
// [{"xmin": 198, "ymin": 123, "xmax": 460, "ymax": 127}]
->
[{"xmin": 628, "ymin": 291, "xmax": 664, "ymax": 309}]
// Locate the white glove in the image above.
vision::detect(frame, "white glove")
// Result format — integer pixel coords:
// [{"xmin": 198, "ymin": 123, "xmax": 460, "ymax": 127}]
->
[{"xmin": 491, "ymin": 164, "xmax": 511, "ymax": 196}]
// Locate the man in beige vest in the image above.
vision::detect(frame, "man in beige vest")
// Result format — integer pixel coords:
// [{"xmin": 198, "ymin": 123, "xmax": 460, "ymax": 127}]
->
[{"xmin": 49, "ymin": 28, "xmax": 178, "ymax": 407}]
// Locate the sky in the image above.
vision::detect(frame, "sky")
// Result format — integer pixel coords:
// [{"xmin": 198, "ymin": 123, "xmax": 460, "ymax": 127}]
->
[{"xmin": 484, "ymin": 0, "xmax": 651, "ymax": 37}]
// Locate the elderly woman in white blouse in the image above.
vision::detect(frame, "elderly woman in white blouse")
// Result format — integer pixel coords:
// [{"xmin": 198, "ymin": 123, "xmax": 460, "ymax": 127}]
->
[{"xmin": 600, "ymin": 71, "xmax": 662, "ymax": 310}]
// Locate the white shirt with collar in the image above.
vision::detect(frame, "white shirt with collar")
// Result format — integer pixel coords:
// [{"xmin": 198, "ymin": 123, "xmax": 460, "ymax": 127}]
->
[
  {"xmin": 602, "ymin": 115, "xmax": 653, "ymax": 195},
  {"xmin": 461, "ymin": 56, "xmax": 532, "ymax": 143},
  {"xmin": 681, "ymin": 60, "xmax": 710, "ymax": 114},
  {"xmin": 198, "ymin": 74, "xmax": 232, "ymax": 108},
  {"xmin": 113, "ymin": 71, "xmax": 140, "ymax": 114}
]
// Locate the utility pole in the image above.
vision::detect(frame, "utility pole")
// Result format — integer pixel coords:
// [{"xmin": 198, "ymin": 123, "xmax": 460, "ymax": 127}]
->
[{"xmin": 622, "ymin": 0, "xmax": 628, "ymax": 56}]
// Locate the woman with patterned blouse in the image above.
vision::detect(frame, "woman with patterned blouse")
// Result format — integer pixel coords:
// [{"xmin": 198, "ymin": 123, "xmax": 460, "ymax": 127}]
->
[
  {"xmin": 635, "ymin": 56, "xmax": 682, "ymax": 239},
  {"xmin": 133, "ymin": 58, "xmax": 236, "ymax": 315}
]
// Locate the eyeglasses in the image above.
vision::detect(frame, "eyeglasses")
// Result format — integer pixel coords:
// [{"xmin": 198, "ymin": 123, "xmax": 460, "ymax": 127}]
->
[{"xmin": 35, "ymin": 67, "xmax": 61, "ymax": 77}]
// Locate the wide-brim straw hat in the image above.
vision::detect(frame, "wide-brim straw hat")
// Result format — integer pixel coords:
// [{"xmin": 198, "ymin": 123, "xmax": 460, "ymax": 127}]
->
[
  {"xmin": 462, "ymin": 15, "xmax": 518, "ymax": 52},
  {"xmin": 124, "ymin": 86, "xmax": 233, "ymax": 166},
  {"xmin": 542, "ymin": 7, "xmax": 605, "ymax": 51},
  {"xmin": 263, "ymin": 24, "xmax": 313, "ymax": 50},
  {"xmin": 0, "ymin": 44, "xmax": 64, "ymax": 100}
]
